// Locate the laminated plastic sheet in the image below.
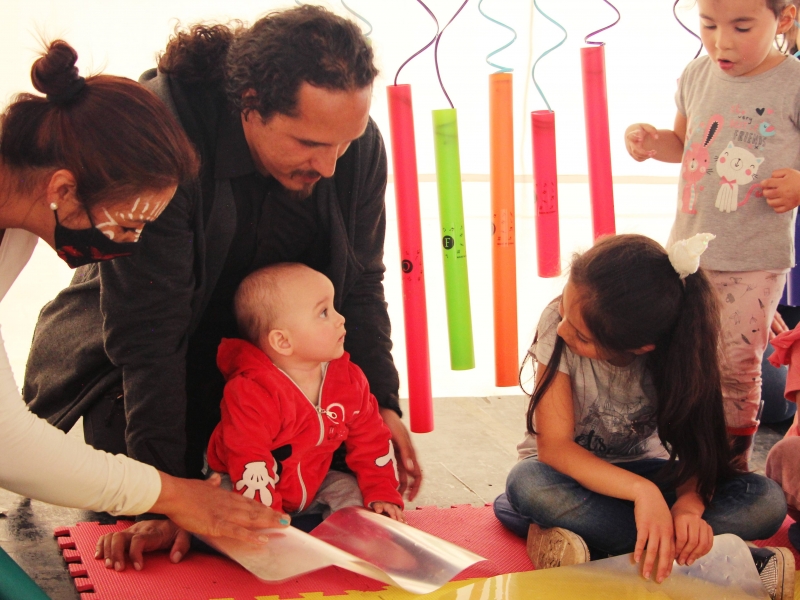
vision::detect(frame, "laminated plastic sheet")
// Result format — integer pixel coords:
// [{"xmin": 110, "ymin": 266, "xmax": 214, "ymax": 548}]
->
[
  {"xmin": 478, "ymin": 533, "xmax": 768, "ymax": 600},
  {"xmin": 199, "ymin": 506, "xmax": 486, "ymax": 595},
  {"xmin": 402, "ymin": 533, "xmax": 769, "ymax": 600}
]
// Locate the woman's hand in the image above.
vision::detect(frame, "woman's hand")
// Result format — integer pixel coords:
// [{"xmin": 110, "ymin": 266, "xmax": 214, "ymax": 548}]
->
[
  {"xmin": 152, "ymin": 472, "xmax": 290, "ymax": 542},
  {"xmin": 633, "ymin": 483, "xmax": 675, "ymax": 583}
]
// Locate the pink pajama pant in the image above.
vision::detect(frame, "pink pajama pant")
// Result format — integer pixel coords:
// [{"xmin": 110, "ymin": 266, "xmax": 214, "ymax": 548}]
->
[{"xmin": 706, "ymin": 269, "xmax": 786, "ymax": 436}]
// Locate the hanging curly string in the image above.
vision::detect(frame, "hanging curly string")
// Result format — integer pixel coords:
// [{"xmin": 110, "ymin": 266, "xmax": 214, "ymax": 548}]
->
[
  {"xmin": 394, "ymin": 0, "xmax": 440, "ymax": 86},
  {"xmin": 584, "ymin": 0, "xmax": 620, "ymax": 45},
  {"xmin": 341, "ymin": 1, "xmax": 373, "ymax": 37},
  {"xmin": 478, "ymin": 0, "xmax": 517, "ymax": 73},
  {"xmin": 673, "ymin": 0, "xmax": 703, "ymax": 59},
  {"xmin": 531, "ymin": 0, "xmax": 567, "ymax": 112},
  {"xmin": 434, "ymin": 0, "xmax": 471, "ymax": 108}
]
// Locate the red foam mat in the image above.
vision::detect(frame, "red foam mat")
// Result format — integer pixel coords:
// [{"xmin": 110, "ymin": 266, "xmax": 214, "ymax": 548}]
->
[{"xmin": 54, "ymin": 504, "xmax": 530, "ymax": 600}]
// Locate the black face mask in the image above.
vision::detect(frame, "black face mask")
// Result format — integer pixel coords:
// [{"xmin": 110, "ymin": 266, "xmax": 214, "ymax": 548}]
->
[{"xmin": 53, "ymin": 209, "xmax": 139, "ymax": 269}]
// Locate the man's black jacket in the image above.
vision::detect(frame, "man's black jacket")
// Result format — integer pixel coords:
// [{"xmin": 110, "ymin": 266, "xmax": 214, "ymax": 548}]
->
[{"xmin": 23, "ymin": 68, "xmax": 400, "ymax": 478}]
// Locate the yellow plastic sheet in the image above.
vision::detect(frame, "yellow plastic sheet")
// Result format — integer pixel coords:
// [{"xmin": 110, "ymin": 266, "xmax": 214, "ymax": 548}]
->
[{"xmin": 252, "ymin": 534, "xmax": 769, "ymax": 600}]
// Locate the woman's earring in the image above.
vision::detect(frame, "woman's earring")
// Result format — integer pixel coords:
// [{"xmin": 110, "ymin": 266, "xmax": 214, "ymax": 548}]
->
[{"xmin": 49, "ymin": 203, "xmax": 58, "ymax": 211}]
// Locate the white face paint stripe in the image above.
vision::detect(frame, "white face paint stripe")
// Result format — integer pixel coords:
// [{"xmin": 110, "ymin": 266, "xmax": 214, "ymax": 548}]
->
[
  {"xmin": 93, "ymin": 193, "xmax": 171, "ymax": 242},
  {"xmin": 150, "ymin": 201, "xmax": 166, "ymax": 218},
  {"xmin": 95, "ymin": 207, "xmax": 120, "ymax": 230}
]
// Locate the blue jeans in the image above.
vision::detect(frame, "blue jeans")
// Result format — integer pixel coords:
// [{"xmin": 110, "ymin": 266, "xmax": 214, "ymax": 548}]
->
[
  {"xmin": 495, "ymin": 458, "xmax": 787, "ymax": 556},
  {"xmin": 762, "ymin": 343, "xmax": 797, "ymax": 424}
]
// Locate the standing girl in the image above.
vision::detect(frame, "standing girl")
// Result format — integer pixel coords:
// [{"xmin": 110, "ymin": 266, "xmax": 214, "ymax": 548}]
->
[
  {"xmin": 493, "ymin": 235, "xmax": 786, "ymax": 590},
  {"xmin": 625, "ymin": 0, "xmax": 800, "ymax": 466}
]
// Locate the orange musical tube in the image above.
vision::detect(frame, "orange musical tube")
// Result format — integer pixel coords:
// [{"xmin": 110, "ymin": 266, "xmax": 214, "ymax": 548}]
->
[{"xmin": 489, "ymin": 73, "xmax": 519, "ymax": 387}]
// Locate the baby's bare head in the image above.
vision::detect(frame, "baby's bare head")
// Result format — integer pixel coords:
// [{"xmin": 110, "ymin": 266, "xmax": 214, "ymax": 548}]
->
[{"xmin": 234, "ymin": 262, "xmax": 314, "ymax": 346}]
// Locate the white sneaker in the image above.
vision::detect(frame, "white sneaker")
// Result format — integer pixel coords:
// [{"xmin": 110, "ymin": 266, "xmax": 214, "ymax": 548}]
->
[
  {"xmin": 749, "ymin": 545, "xmax": 795, "ymax": 600},
  {"xmin": 526, "ymin": 523, "xmax": 590, "ymax": 570}
]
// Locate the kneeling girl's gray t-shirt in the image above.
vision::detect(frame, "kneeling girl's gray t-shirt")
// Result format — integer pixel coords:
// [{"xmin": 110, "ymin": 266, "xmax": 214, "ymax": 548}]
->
[{"xmin": 517, "ymin": 300, "xmax": 670, "ymax": 464}]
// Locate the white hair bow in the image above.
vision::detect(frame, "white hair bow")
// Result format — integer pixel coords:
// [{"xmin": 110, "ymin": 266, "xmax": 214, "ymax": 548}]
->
[{"xmin": 667, "ymin": 233, "xmax": 715, "ymax": 279}]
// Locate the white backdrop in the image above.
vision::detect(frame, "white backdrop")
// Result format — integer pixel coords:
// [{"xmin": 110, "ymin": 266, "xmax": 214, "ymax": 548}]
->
[
  {"xmin": 1, "ymin": 0, "xmax": 702, "ymax": 177},
  {"xmin": 0, "ymin": 1, "xmax": 698, "ymax": 400}
]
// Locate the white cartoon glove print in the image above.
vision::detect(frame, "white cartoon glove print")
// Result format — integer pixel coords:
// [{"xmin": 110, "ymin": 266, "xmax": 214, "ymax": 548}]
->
[
  {"xmin": 235, "ymin": 461, "xmax": 279, "ymax": 506},
  {"xmin": 375, "ymin": 442, "xmax": 399, "ymax": 484}
]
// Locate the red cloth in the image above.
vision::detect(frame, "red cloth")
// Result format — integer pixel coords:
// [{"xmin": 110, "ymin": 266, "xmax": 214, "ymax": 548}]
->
[
  {"xmin": 207, "ymin": 339, "xmax": 402, "ymax": 513},
  {"xmin": 768, "ymin": 326, "xmax": 800, "ymax": 403}
]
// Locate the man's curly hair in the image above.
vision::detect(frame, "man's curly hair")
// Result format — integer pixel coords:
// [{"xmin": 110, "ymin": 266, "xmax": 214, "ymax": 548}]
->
[{"xmin": 158, "ymin": 5, "xmax": 377, "ymax": 120}]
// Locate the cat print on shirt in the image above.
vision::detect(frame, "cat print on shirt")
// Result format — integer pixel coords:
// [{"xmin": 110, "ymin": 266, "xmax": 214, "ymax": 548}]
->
[{"xmin": 714, "ymin": 142, "xmax": 764, "ymax": 213}]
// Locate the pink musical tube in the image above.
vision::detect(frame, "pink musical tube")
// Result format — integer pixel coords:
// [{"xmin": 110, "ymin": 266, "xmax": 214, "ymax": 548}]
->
[
  {"xmin": 581, "ymin": 45, "xmax": 616, "ymax": 240},
  {"xmin": 387, "ymin": 84, "xmax": 434, "ymax": 433},
  {"xmin": 531, "ymin": 110, "xmax": 561, "ymax": 278}
]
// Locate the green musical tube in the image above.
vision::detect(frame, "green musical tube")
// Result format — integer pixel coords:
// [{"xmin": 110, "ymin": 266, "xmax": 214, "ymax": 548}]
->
[
  {"xmin": 432, "ymin": 108, "xmax": 475, "ymax": 370},
  {"xmin": 0, "ymin": 546, "xmax": 52, "ymax": 600}
]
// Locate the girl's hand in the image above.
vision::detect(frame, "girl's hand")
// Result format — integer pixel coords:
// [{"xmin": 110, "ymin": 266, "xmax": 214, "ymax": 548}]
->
[
  {"xmin": 633, "ymin": 484, "xmax": 675, "ymax": 583},
  {"xmin": 762, "ymin": 169, "xmax": 800, "ymax": 213},
  {"xmin": 771, "ymin": 311, "xmax": 789, "ymax": 340},
  {"xmin": 671, "ymin": 501, "xmax": 713, "ymax": 567},
  {"xmin": 625, "ymin": 123, "xmax": 659, "ymax": 162}
]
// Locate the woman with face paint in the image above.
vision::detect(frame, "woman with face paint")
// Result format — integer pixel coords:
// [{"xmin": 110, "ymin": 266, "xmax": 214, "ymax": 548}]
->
[{"xmin": 0, "ymin": 41, "xmax": 289, "ymax": 565}]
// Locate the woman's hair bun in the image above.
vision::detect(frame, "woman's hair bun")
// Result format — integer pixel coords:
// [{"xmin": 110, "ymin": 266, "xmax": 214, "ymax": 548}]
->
[{"xmin": 30, "ymin": 40, "xmax": 84, "ymax": 103}]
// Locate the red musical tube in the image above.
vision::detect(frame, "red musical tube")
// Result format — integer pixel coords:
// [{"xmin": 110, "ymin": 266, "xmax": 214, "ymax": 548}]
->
[
  {"xmin": 581, "ymin": 45, "xmax": 616, "ymax": 240},
  {"xmin": 387, "ymin": 84, "xmax": 434, "ymax": 433}
]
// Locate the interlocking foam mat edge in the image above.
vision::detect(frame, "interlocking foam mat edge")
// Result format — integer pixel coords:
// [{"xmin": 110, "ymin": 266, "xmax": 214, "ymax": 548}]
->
[{"xmin": 54, "ymin": 504, "xmax": 531, "ymax": 600}]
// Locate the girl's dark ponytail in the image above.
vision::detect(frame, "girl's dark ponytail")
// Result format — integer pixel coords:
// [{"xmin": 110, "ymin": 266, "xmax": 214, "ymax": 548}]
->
[{"xmin": 648, "ymin": 269, "xmax": 736, "ymax": 502}]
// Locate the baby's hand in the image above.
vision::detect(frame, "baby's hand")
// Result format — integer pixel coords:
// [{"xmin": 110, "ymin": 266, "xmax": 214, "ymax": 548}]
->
[
  {"xmin": 371, "ymin": 502, "xmax": 406, "ymax": 523},
  {"xmin": 625, "ymin": 123, "xmax": 659, "ymax": 162},
  {"xmin": 762, "ymin": 169, "xmax": 800, "ymax": 213}
]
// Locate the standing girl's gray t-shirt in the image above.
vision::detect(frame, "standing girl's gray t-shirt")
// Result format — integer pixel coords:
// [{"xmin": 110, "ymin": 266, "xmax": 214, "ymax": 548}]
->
[
  {"xmin": 517, "ymin": 300, "xmax": 669, "ymax": 463},
  {"xmin": 669, "ymin": 55, "xmax": 800, "ymax": 271}
]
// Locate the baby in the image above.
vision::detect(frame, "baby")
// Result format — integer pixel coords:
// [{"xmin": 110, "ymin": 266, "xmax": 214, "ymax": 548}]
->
[{"xmin": 207, "ymin": 263, "xmax": 404, "ymax": 521}]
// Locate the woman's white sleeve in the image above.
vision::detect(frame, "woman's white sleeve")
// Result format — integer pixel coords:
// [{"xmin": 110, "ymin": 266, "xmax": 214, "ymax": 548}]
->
[{"xmin": 0, "ymin": 326, "xmax": 161, "ymax": 515}]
